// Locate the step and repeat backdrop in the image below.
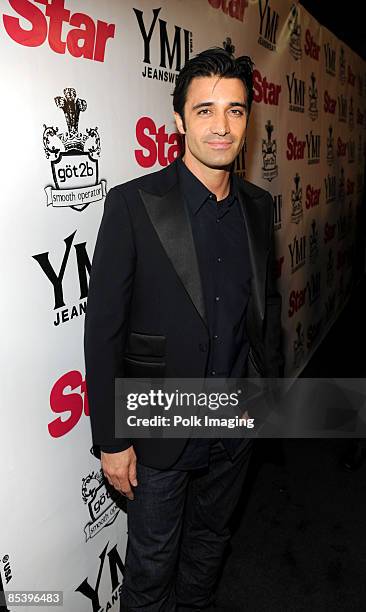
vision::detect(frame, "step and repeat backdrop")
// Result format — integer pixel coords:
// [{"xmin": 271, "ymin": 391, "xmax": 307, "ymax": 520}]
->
[{"xmin": 1, "ymin": 0, "xmax": 365, "ymax": 609}]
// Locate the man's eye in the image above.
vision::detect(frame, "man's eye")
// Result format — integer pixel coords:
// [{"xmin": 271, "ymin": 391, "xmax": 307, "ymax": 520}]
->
[
  {"xmin": 198, "ymin": 108, "xmax": 210, "ymax": 115},
  {"xmin": 230, "ymin": 109, "xmax": 244, "ymax": 116}
]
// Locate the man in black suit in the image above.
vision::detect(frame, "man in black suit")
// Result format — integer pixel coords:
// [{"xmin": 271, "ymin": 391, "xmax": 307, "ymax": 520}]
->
[{"xmin": 85, "ymin": 48, "xmax": 283, "ymax": 611}]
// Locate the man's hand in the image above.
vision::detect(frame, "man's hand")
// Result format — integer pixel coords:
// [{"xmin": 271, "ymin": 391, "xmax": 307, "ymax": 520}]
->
[{"xmin": 101, "ymin": 446, "xmax": 138, "ymax": 500}]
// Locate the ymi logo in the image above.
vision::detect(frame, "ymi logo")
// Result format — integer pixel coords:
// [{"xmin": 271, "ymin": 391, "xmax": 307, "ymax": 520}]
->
[
  {"xmin": 326, "ymin": 126, "xmax": 334, "ymax": 166},
  {"xmin": 135, "ymin": 7, "xmax": 192, "ymax": 84},
  {"xmin": 43, "ymin": 88, "xmax": 106, "ymax": 212},
  {"xmin": 306, "ymin": 130, "xmax": 320, "ymax": 165},
  {"xmin": 324, "ymin": 173, "xmax": 336, "ymax": 203},
  {"xmin": 324, "ymin": 42, "xmax": 336, "ymax": 76},
  {"xmin": 291, "ymin": 173, "xmax": 303, "ymax": 224},
  {"xmin": 32, "ymin": 231, "xmax": 90, "ymax": 327},
  {"xmin": 308, "ymin": 72, "xmax": 318, "ymax": 120},
  {"xmin": 261, "ymin": 120, "xmax": 278, "ymax": 181},
  {"xmin": 339, "ymin": 47, "xmax": 346, "ymax": 84},
  {"xmin": 288, "ymin": 4, "xmax": 302, "ymax": 60},
  {"xmin": 309, "ymin": 219, "xmax": 319, "ymax": 264},
  {"xmin": 82, "ymin": 470, "xmax": 121, "ymax": 541},
  {"xmin": 258, "ymin": 0, "xmax": 279, "ymax": 52},
  {"xmin": 287, "ymin": 71, "xmax": 305, "ymax": 113},
  {"xmin": 293, "ymin": 322, "xmax": 305, "ymax": 368},
  {"xmin": 75, "ymin": 542, "xmax": 125, "ymax": 610},
  {"xmin": 288, "ymin": 234, "xmax": 306, "ymax": 273}
]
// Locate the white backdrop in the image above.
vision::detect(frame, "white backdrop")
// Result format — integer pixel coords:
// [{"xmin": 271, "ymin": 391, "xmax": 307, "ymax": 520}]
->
[{"xmin": 1, "ymin": 0, "xmax": 365, "ymax": 610}]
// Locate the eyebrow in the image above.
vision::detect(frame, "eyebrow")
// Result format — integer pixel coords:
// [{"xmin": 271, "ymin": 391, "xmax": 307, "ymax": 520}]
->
[{"xmin": 192, "ymin": 101, "xmax": 248, "ymax": 110}]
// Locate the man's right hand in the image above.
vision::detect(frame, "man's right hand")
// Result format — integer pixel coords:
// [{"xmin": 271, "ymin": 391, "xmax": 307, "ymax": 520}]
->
[{"xmin": 101, "ymin": 446, "xmax": 138, "ymax": 500}]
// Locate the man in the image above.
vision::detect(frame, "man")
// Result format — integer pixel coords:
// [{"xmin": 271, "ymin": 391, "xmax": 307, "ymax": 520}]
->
[{"xmin": 84, "ymin": 47, "xmax": 284, "ymax": 611}]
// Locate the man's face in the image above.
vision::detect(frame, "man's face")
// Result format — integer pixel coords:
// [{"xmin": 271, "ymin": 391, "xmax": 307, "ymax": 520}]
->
[{"xmin": 174, "ymin": 75, "xmax": 248, "ymax": 170}]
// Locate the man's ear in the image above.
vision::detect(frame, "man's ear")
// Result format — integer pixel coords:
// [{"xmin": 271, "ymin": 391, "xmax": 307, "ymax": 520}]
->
[{"xmin": 174, "ymin": 112, "xmax": 186, "ymax": 135}]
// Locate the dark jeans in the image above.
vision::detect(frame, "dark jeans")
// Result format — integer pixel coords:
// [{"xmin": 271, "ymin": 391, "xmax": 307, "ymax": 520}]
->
[{"xmin": 120, "ymin": 439, "xmax": 253, "ymax": 611}]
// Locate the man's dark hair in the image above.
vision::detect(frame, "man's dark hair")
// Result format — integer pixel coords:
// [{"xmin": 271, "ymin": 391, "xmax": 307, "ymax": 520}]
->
[{"xmin": 173, "ymin": 47, "xmax": 254, "ymax": 125}]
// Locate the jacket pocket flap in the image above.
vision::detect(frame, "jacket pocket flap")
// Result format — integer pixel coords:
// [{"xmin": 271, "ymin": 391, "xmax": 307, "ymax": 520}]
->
[{"xmin": 126, "ymin": 332, "xmax": 166, "ymax": 358}]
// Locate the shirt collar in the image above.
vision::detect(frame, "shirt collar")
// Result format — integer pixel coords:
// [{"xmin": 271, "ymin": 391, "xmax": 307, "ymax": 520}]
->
[{"xmin": 176, "ymin": 156, "xmax": 236, "ymax": 215}]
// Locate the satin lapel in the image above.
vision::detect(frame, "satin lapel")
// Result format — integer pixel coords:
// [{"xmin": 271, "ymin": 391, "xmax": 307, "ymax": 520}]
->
[
  {"xmin": 139, "ymin": 184, "xmax": 207, "ymax": 327},
  {"xmin": 237, "ymin": 183, "xmax": 268, "ymax": 321}
]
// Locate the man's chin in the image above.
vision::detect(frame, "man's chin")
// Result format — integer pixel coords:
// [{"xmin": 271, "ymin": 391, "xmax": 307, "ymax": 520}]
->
[
  {"xmin": 204, "ymin": 149, "xmax": 239, "ymax": 170},
  {"xmin": 205, "ymin": 158, "xmax": 235, "ymax": 170},
  {"xmin": 186, "ymin": 148, "xmax": 239, "ymax": 171}
]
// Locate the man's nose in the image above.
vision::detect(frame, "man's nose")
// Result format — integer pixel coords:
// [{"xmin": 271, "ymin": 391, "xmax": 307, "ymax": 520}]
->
[{"xmin": 211, "ymin": 113, "xmax": 230, "ymax": 136}]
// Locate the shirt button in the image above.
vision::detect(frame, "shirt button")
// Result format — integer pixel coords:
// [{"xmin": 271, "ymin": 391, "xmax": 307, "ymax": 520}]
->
[
  {"xmin": 209, "ymin": 193, "xmax": 214, "ymax": 199},
  {"xmin": 213, "ymin": 334, "xmax": 219, "ymax": 340},
  {"xmin": 211, "ymin": 370, "xmax": 216, "ymax": 375},
  {"xmin": 216, "ymin": 218, "xmax": 220, "ymax": 223},
  {"xmin": 217, "ymin": 257, "xmax": 222, "ymax": 263},
  {"xmin": 215, "ymin": 296, "xmax": 220, "ymax": 302}
]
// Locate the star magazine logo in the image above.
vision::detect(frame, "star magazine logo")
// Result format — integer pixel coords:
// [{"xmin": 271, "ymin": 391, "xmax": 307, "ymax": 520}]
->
[
  {"xmin": 208, "ymin": 0, "xmax": 248, "ymax": 21},
  {"xmin": 48, "ymin": 369, "xmax": 89, "ymax": 439},
  {"xmin": 1, "ymin": 0, "xmax": 115, "ymax": 62},
  {"xmin": 135, "ymin": 117, "xmax": 183, "ymax": 168},
  {"xmin": 43, "ymin": 88, "xmax": 106, "ymax": 212}
]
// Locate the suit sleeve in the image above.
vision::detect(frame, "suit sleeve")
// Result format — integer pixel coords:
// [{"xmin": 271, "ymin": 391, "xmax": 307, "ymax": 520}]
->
[
  {"xmin": 263, "ymin": 192, "xmax": 285, "ymax": 378},
  {"xmin": 84, "ymin": 186, "xmax": 136, "ymax": 454}
]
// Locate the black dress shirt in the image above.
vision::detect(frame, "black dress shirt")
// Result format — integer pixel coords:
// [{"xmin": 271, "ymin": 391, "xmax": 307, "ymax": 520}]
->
[{"xmin": 170, "ymin": 157, "xmax": 252, "ymax": 469}]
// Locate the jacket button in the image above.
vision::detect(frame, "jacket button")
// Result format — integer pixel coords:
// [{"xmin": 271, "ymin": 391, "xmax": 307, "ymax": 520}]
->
[{"xmin": 199, "ymin": 343, "xmax": 208, "ymax": 352}]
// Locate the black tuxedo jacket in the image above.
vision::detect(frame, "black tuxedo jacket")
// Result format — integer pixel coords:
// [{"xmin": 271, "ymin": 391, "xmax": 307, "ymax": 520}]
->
[{"xmin": 84, "ymin": 158, "xmax": 284, "ymax": 468}]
